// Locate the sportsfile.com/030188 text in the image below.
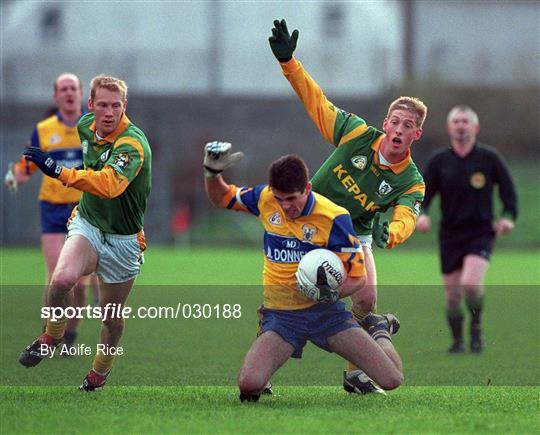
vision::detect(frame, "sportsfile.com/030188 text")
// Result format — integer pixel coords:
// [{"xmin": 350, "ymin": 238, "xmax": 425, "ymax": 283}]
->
[{"xmin": 41, "ymin": 303, "xmax": 242, "ymax": 321}]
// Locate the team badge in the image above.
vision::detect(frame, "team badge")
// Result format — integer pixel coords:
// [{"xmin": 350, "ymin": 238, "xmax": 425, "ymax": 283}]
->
[
  {"xmin": 378, "ymin": 180, "xmax": 393, "ymax": 196},
  {"xmin": 470, "ymin": 172, "xmax": 486, "ymax": 189},
  {"xmin": 301, "ymin": 224, "xmax": 317, "ymax": 242},
  {"xmin": 268, "ymin": 211, "xmax": 283, "ymax": 226},
  {"xmin": 113, "ymin": 153, "xmax": 130, "ymax": 171},
  {"xmin": 100, "ymin": 149, "xmax": 110, "ymax": 162},
  {"xmin": 81, "ymin": 140, "xmax": 88, "ymax": 155},
  {"xmin": 351, "ymin": 155, "xmax": 367, "ymax": 171},
  {"xmin": 49, "ymin": 133, "xmax": 61, "ymax": 145}
]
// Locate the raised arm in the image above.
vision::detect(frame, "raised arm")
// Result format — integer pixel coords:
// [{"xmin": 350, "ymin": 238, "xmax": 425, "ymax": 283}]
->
[
  {"xmin": 269, "ymin": 19, "xmax": 368, "ymax": 147},
  {"xmin": 203, "ymin": 141, "xmax": 246, "ymax": 208}
]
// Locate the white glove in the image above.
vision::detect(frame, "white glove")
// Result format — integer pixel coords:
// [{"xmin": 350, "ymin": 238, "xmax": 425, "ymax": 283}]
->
[
  {"xmin": 203, "ymin": 141, "xmax": 244, "ymax": 178},
  {"xmin": 296, "ymin": 267, "xmax": 339, "ymax": 304},
  {"xmin": 4, "ymin": 162, "xmax": 18, "ymax": 194},
  {"xmin": 296, "ymin": 270, "xmax": 321, "ymax": 301}
]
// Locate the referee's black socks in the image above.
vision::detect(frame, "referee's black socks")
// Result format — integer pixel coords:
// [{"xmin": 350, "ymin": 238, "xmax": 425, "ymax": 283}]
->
[
  {"xmin": 466, "ymin": 294, "xmax": 484, "ymax": 332},
  {"xmin": 446, "ymin": 306, "xmax": 464, "ymax": 343}
]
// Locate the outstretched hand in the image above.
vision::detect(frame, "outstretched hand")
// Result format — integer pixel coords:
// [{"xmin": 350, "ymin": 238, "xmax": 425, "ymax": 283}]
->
[
  {"xmin": 269, "ymin": 19, "xmax": 299, "ymax": 62},
  {"xmin": 23, "ymin": 148, "xmax": 63, "ymax": 179},
  {"xmin": 4, "ymin": 162, "xmax": 18, "ymax": 194},
  {"xmin": 372, "ymin": 213, "xmax": 390, "ymax": 248},
  {"xmin": 203, "ymin": 141, "xmax": 244, "ymax": 178}
]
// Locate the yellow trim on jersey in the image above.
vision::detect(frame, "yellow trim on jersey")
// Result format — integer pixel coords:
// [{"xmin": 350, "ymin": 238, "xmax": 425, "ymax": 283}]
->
[
  {"xmin": 281, "ymin": 57, "xmax": 338, "ymax": 145},
  {"xmin": 137, "ymin": 229, "xmax": 147, "ymax": 252},
  {"xmin": 114, "ymin": 137, "xmax": 145, "ymax": 176},
  {"xmin": 90, "ymin": 114, "xmax": 131, "ymax": 144},
  {"xmin": 371, "ymin": 135, "xmax": 412, "ymax": 175},
  {"xmin": 218, "ymin": 185, "xmax": 238, "ymax": 209},
  {"xmin": 336, "ymin": 251, "xmax": 366, "ymax": 279},
  {"xmin": 58, "ymin": 166, "xmax": 129, "ymax": 199},
  {"xmin": 337, "ymin": 124, "xmax": 369, "ymax": 146},
  {"xmin": 403, "ymin": 182, "xmax": 425, "ymax": 196},
  {"xmin": 14, "ymin": 155, "xmax": 37, "ymax": 177},
  {"xmin": 387, "ymin": 205, "xmax": 417, "ymax": 249}
]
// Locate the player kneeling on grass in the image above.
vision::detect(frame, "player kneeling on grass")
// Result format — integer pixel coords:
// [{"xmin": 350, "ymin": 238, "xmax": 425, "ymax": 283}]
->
[{"xmin": 203, "ymin": 141, "xmax": 403, "ymax": 402}]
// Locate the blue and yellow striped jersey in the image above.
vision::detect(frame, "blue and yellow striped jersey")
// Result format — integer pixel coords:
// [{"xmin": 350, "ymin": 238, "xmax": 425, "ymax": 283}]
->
[
  {"xmin": 15, "ymin": 112, "xmax": 83, "ymax": 204},
  {"xmin": 222, "ymin": 184, "xmax": 365, "ymax": 310}
]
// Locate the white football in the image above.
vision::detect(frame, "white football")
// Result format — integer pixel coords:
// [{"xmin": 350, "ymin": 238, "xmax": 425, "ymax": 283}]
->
[{"xmin": 297, "ymin": 249, "xmax": 347, "ymax": 290}]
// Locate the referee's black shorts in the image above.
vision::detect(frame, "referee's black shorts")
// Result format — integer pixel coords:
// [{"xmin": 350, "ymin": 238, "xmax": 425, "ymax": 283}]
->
[{"xmin": 439, "ymin": 228, "xmax": 495, "ymax": 274}]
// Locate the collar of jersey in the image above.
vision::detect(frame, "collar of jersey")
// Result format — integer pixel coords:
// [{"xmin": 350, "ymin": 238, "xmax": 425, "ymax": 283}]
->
[
  {"xmin": 299, "ymin": 191, "xmax": 316, "ymax": 217},
  {"xmin": 89, "ymin": 113, "xmax": 131, "ymax": 144},
  {"xmin": 371, "ymin": 134, "xmax": 411, "ymax": 174},
  {"xmin": 56, "ymin": 107, "xmax": 86, "ymax": 127}
]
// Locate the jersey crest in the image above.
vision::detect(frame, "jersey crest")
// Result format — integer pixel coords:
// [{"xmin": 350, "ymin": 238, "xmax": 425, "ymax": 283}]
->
[
  {"xmin": 378, "ymin": 180, "xmax": 393, "ymax": 196},
  {"xmin": 100, "ymin": 149, "xmax": 111, "ymax": 162},
  {"xmin": 470, "ymin": 172, "xmax": 486, "ymax": 189},
  {"xmin": 351, "ymin": 155, "xmax": 367, "ymax": 171},
  {"xmin": 49, "ymin": 133, "xmax": 61, "ymax": 145},
  {"xmin": 301, "ymin": 223, "xmax": 317, "ymax": 242},
  {"xmin": 114, "ymin": 153, "xmax": 130, "ymax": 171},
  {"xmin": 268, "ymin": 211, "xmax": 282, "ymax": 226}
]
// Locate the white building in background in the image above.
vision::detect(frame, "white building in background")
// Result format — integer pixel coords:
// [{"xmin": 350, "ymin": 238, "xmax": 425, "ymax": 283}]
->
[
  {"xmin": 1, "ymin": 1, "xmax": 538, "ymax": 103},
  {"xmin": 1, "ymin": 1, "xmax": 402, "ymax": 102},
  {"xmin": 414, "ymin": 1, "xmax": 539, "ymax": 87}
]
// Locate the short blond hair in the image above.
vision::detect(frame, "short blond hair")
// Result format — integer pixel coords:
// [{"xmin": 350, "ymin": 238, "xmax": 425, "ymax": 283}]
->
[
  {"xmin": 90, "ymin": 74, "xmax": 128, "ymax": 100},
  {"xmin": 387, "ymin": 96, "xmax": 428, "ymax": 127}
]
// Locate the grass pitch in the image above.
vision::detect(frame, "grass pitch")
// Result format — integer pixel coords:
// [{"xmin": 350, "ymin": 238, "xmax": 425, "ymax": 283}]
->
[
  {"xmin": 2, "ymin": 386, "xmax": 538, "ymax": 433},
  {"xmin": 1, "ymin": 247, "xmax": 539, "ymax": 433}
]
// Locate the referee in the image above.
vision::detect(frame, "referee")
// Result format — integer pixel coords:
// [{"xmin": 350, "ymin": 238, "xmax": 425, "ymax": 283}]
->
[{"xmin": 416, "ymin": 105, "xmax": 518, "ymax": 353}]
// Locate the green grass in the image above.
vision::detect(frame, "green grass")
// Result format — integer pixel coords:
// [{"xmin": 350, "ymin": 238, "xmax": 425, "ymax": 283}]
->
[
  {"xmin": 1, "ymin": 386, "xmax": 538, "ymax": 433},
  {"xmin": 2, "ymin": 246, "xmax": 539, "ymax": 285},
  {"xmin": 1, "ymin": 247, "xmax": 539, "ymax": 433}
]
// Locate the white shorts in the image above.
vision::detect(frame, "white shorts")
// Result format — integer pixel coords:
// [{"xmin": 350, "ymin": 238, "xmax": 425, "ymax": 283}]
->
[
  {"xmin": 358, "ymin": 235, "xmax": 373, "ymax": 249},
  {"xmin": 67, "ymin": 213, "xmax": 145, "ymax": 284}
]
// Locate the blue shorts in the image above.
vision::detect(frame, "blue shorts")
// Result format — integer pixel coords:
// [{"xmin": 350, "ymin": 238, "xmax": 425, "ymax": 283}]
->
[
  {"xmin": 40, "ymin": 201, "xmax": 77, "ymax": 234},
  {"xmin": 258, "ymin": 301, "xmax": 359, "ymax": 358}
]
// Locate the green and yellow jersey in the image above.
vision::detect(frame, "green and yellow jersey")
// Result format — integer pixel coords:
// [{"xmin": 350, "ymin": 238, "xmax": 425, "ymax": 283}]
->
[
  {"xmin": 281, "ymin": 57, "xmax": 424, "ymax": 248},
  {"xmin": 58, "ymin": 112, "xmax": 152, "ymax": 235}
]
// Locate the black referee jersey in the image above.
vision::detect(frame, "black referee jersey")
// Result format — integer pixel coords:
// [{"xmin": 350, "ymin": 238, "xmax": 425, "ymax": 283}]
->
[{"xmin": 421, "ymin": 142, "xmax": 518, "ymax": 236}]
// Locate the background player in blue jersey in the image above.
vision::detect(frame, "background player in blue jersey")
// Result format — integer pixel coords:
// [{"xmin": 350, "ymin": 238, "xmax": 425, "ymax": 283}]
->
[
  {"xmin": 416, "ymin": 105, "xmax": 517, "ymax": 353},
  {"xmin": 4, "ymin": 73, "xmax": 98, "ymax": 348},
  {"xmin": 203, "ymin": 141, "xmax": 403, "ymax": 402}
]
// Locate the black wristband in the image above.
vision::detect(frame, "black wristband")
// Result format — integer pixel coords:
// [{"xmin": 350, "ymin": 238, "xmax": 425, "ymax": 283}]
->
[{"xmin": 203, "ymin": 165, "xmax": 222, "ymax": 174}]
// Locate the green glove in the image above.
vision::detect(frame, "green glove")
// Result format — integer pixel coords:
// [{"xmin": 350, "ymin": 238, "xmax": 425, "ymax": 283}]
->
[
  {"xmin": 372, "ymin": 213, "xmax": 389, "ymax": 248},
  {"xmin": 268, "ymin": 19, "xmax": 299, "ymax": 62}
]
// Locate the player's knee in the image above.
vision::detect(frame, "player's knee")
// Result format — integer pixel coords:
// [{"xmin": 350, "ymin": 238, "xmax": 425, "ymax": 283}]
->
[
  {"xmin": 237, "ymin": 373, "xmax": 266, "ymax": 395},
  {"xmin": 50, "ymin": 270, "xmax": 79, "ymax": 293},
  {"xmin": 445, "ymin": 291, "xmax": 462, "ymax": 308},
  {"xmin": 102, "ymin": 315, "xmax": 124, "ymax": 332},
  {"xmin": 379, "ymin": 371, "xmax": 403, "ymax": 390},
  {"xmin": 352, "ymin": 288, "xmax": 376, "ymax": 312},
  {"xmin": 461, "ymin": 284, "xmax": 482, "ymax": 298}
]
